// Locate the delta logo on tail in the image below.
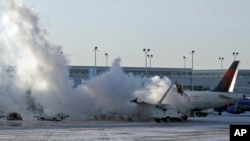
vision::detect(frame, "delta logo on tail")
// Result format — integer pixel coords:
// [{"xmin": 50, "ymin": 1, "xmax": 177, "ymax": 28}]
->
[{"xmin": 212, "ymin": 61, "xmax": 239, "ymax": 92}]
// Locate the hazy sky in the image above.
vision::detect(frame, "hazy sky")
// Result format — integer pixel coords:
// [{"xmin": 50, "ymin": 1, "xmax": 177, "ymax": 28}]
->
[{"xmin": 2, "ymin": 0, "xmax": 250, "ymax": 69}]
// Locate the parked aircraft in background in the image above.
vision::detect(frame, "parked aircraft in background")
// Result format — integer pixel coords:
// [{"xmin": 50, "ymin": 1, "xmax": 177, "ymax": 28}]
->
[
  {"xmin": 131, "ymin": 61, "xmax": 244, "ymax": 121},
  {"xmin": 214, "ymin": 97, "xmax": 250, "ymax": 115}
]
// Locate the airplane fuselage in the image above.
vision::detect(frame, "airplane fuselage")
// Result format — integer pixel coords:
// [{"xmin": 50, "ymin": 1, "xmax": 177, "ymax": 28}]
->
[{"xmin": 166, "ymin": 90, "xmax": 244, "ymax": 115}]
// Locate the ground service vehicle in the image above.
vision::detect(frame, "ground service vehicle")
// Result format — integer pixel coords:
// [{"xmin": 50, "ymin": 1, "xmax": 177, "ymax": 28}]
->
[
  {"xmin": 6, "ymin": 112, "xmax": 22, "ymax": 120},
  {"xmin": 151, "ymin": 104, "xmax": 183, "ymax": 123},
  {"xmin": 37, "ymin": 113, "xmax": 69, "ymax": 121}
]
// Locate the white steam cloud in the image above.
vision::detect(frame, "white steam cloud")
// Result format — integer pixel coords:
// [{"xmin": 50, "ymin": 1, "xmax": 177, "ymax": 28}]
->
[{"xmin": 0, "ymin": 0, "xmax": 172, "ymax": 119}]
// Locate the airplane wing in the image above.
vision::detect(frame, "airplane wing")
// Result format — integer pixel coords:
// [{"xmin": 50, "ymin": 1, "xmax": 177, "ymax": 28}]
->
[
  {"xmin": 131, "ymin": 80, "xmax": 176, "ymax": 106},
  {"xmin": 244, "ymin": 97, "xmax": 250, "ymax": 99},
  {"xmin": 130, "ymin": 98, "xmax": 152, "ymax": 106}
]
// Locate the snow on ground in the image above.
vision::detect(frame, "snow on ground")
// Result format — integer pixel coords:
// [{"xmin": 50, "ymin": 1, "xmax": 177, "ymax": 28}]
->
[{"xmin": 0, "ymin": 113, "xmax": 250, "ymax": 141}]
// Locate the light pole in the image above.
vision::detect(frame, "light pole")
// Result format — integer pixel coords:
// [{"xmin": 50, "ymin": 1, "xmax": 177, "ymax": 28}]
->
[
  {"xmin": 94, "ymin": 46, "xmax": 98, "ymax": 74},
  {"xmin": 232, "ymin": 52, "xmax": 239, "ymax": 61},
  {"xmin": 143, "ymin": 48, "xmax": 150, "ymax": 75},
  {"xmin": 8, "ymin": 49, "xmax": 11, "ymax": 67},
  {"xmin": 147, "ymin": 54, "xmax": 153, "ymax": 67},
  {"xmin": 191, "ymin": 50, "xmax": 195, "ymax": 91},
  {"xmin": 183, "ymin": 56, "xmax": 186, "ymax": 68},
  {"xmin": 219, "ymin": 57, "xmax": 224, "ymax": 70},
  {"xmin": 105, "ymin": 53, "xmax": 108, "ymax": 67}
]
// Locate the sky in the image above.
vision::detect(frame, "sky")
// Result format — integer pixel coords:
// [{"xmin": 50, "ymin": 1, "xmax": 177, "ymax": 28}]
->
[{"xmin": 1, "ymin": 0, "xmax": 250, "ymax": 69}]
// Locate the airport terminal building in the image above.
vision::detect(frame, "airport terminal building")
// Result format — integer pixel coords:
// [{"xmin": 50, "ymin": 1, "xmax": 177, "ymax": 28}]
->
[{"xmin": 69, "ymin": 65, "xmax": 250, "ymax": 93}]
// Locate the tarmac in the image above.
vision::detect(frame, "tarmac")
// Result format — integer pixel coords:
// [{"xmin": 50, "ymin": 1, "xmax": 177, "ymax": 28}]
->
[{"xmin": 0, "ymin": 113, "xmax": 249, "ymax": 141}]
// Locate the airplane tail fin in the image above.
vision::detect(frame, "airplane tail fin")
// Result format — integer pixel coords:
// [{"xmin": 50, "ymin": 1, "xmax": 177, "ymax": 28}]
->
[{"xmin": 212, "ymin": 61, "xmax": 240, "ymax": 92}]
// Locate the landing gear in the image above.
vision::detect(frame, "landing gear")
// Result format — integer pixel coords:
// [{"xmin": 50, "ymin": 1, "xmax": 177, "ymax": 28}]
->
[
  {"xmin": 162, "ymin": 117, "xmax": 170, "ymax": 123},
  {"xmin": 195, "ymin": 112, "xmax": 208, "ymax": 117},
  {"xmin": 155, "ymin": 119, "xmax": 161, "ymax": 123},
  {"xmin": 182, "ymin": 115, "xmax": 188, "ymax": 120},
  {"xmin": 178, "ymin": 117, "xmax": 183, "ymax": 122}
]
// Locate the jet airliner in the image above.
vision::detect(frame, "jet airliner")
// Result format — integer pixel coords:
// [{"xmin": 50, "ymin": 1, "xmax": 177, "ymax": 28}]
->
[{"xmin": 131, "ymin": 61, "xmax": 244, "ymax": 121}]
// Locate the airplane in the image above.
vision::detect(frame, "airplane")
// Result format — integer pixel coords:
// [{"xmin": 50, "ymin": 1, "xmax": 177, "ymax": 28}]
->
[
  {"xmin": 131, "ymin": 61, "xmax": 245, "ymax": 121},
  {"xmin": 214, "ymin": 97, "xmax": 250, "ymax": 115}
]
